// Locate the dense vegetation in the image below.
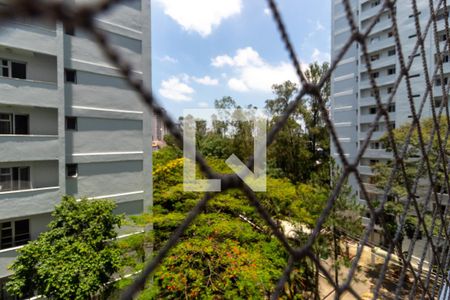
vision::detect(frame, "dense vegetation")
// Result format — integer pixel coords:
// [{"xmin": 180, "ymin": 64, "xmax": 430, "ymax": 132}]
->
[{"xmin": 7, "ymin": 62, "xmax": 364, "ymax": 299}]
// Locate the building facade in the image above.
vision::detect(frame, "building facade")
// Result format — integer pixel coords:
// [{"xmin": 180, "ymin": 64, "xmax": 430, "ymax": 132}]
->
[
  {"xmin": 0, "ymin": 0, "xmax": 151, "ymax": 284},
  {"xmin": 331, "ymin": 0, "xmax": 442, "ymax": 202}
]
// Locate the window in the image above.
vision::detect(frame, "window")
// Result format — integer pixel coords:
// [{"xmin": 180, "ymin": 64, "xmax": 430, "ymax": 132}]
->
[
  {"xmin": 387, "ymin": 67, "xmax": 396, "ymax": 75},
  {"xmin": 0, "ymin": 113, "xmax": 12, "ymax": 134},
  {"xmin": 371, "ymin": 54, "xmax": 379, "ymax": 61},
  {"xmin": 388, "ymin": 49, "xmax": 396, "ymax": 56},
  {"xmin": 66, "ymin": 117, "xmax": 77, "ymax": 131},
  {"xmin": 388, "ymin": 104, "xmax": 395, "ymax": 112},
  {"xmin": 442, "ymin": 34, "xmax": 448, "ymax": 41},
  {"xmin": 0, "ymin": 59, "xmax": 26, "ymax": 79},
  {"xmin": 371, "ymin": 0, "xmax": 380, "ymax": 7},
  {"xmin": 369, "ymin": 107, "xmax": 377, "ymax": 114},
  {"xmin": 371, "ymin": 72, "xmax": 379, "ymax": 79},
  {"xmin": 409, "ymin": 74, "xmax": 420, "ymax": 79},
  {"xmin": 409, "ymin": 33, "xmax": 417, "ymax": 38},
  {"xmin": 67, "ymin": 164, "xmax": 78, "ymax": 178},
  {"xmin": 387, "ymin": 87, "xmax": 393, "ymax": 94},
  {"xmin": 0, "ymin": 167, "xmax": 30, "ymax": 192},
  {"xmin": 388, "ymin": 31, "xmax": 394, "ymax": 38},
  {"xmin": 370, "ymin": 142, "xmax": 380, "ymax": 149},
  {"xmin": 65, "ymin": 69, "xmax": 77, "ymax": 83},
  {"xmin": 0, "ymin": 113, "xmax": 29, "ymax": 134},
  {"xmin": 0, "ymin": 219, "xmax": 30, "ymax": 249},
  {"xmin": 14, "ymin": 115, "xmax": 29, "ymax": 134}
]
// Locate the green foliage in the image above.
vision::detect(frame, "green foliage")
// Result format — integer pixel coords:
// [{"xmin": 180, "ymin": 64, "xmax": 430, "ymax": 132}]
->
[{"xmin": 6, "ymin": 196, "xmax": 122, "ymax": 300}]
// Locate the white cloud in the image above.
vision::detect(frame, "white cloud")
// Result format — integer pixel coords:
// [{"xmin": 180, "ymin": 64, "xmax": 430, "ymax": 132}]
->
[
  {"xmin": 212, "ymin": 47, "xmax": 299, "ymax": 93},
  {"xmin": 192, "ymin": 76, "xmax": 219, "ymax": 86},
  {"xmin": 159, "ymin": 76, "xmax": 195, "ymax": 102},
  {"xmin": 228, "ymin": 78, "xmax": 249, "ymax": 92},
  {"xmin": 315, "ymin": 21, "xmax": 325, "ymax": 31},
  {"xmin": 211, "ymin": 47, "xmax": 263, "ymax": 67},
  {"xmin": 157, "ymin": 0, "xmax": 242, "ymax": 37},
  {"xmin": 263, "ymin": 8, "xmax": 271, "ymax": 16},
  {"xmin": 198, "ymin": 101, "xmax": 209, "ymax": 108},
  {"xmin": 311, "ymin": 48, "xmax": 330, "ymax": 63},
  {"xmin": 159, "ymin": 55, "xmax": 178, "ymax": 63}
]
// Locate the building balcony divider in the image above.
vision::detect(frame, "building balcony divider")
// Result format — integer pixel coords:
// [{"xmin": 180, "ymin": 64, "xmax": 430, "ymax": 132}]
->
[
  {"xmin": 0, "ymin": 135, "xmax": 59, "ymax": 162},
  {"xmin": 0, "ymin": 76, "xmax": 58, "ymax": 108}
]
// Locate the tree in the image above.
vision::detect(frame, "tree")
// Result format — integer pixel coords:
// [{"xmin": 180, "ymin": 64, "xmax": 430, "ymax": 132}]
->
[
  {"xmin": 6, "ymin": 197, "xmax": 122, "ymax": 300},
  {"xmin": 370, "ymin": 117, "xmax": 450, "ymax": 255}
]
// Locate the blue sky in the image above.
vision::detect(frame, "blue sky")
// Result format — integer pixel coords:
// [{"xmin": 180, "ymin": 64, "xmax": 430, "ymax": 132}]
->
[{"xmin": 151, "ymin": 0, "xmax": 331, "ymax": 118}]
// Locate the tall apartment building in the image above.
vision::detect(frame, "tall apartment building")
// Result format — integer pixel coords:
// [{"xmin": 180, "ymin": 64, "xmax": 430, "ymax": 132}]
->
[
  {"xmin": 331, "ymin": 0, "xmax": 443, "ymax": 228},
  {"xmin": 0, "ymin": 0, "xmax": 152, "ymax": 286}
]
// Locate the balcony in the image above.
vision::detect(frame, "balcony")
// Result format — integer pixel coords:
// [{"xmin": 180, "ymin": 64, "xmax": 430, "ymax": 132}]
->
[
  {"xmin": 367, "ymin": 37, "xmax": 395, "ymax": 54},
  {"xmin": 360, "ymin": 5, "xmax": 385, "ymax": 22},
  {"xmin": 360, "ymin": 74, "xmax": 396, "ymax": 89},
  {"xmin": 360, "ymin": 112, "xmax": 395, "ymax": 124},
  {"xmin": 0, "ymin": 246, "xmax": 20, "ymax": 277},
  {"xmin": 0, "ymin": 186, "xmax": 59, "ymax": 220},
  {"xmin": 360, "ymin": 130, "xmax": 387, "ymax": 141},
  {"xmin": 0, "ymin": 21, "xmax": 56, "ymax": 55},
  {"xmin": 359, "ymin": 95, "xmax": 395, "ymax": 107},
  {"xmin": 364, "ymin": 18, "xmax": 392, "ymax": 36},
  {"xmin": 361, "ymin": 56, "xmax": 396, "ymax": 73},
  {"xmin": 358, "ymin": 165, "xmax": 373, "ymax": 175},
  {"xmin": 0, "ymin": 77, "xmax": 58, "ymax": 108},
  {"xmin": 362, "ymin": 149, "xmax": 393, "ymax": 159},
  {"xmin": 0, "ymin": 135, "xmax": 58, "ymax": 162}
]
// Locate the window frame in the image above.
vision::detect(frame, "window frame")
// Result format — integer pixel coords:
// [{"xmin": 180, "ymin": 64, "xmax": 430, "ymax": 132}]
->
[
  {"xmin": 0, "ymin": 58, "xmax": 27, "ymax": 79},
  {"xmin": 0, "ymin": 219, "xmax": 30, "ymax": 250}
]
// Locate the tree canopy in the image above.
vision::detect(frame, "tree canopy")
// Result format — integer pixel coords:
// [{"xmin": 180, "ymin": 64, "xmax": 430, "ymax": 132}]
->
[{"xmin": 6, "ymin": 196, "xmax": 122, "ymax": 300}]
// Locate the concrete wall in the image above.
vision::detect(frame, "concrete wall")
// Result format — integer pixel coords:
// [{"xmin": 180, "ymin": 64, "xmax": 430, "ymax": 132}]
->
[{"xmin": 66, "ymin": 160, "xmax": 143, "ymax": 198}]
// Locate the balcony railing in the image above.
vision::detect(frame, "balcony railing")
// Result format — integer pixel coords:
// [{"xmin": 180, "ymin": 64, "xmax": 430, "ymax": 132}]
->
[
  {"xmin": 0, "ymin": 77, "xmax": 58, "ymax": 108},
  {"xmin": 0, "ymin": 21, "xmax": 56, "ymax": 55},
  {"xmin": 0, "ymin": 186, "xmax": 60, "ymax": 220},
  {"xmin": 0, "ymin": 135, "xmax": 58, "ymax": 162}
]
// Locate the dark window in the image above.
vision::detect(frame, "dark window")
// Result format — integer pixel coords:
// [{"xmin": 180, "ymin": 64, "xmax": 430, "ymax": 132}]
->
[
  {"xmin": 388, "ymin": 104, "xmax": 395, "ymax": 112},
  {"xmin": 369, "ymin": 107, "xmax": 377, "ymax": 114},
  {"xmin": 0, "ymin": 222, "xmax": 12, "ymax": 249},
  {"xmin": 14, "ymin": 220, "xmax": 30, "ymax": 246},
  {"xmin": 388, "ymin": 49, "xmax": 396, "ymax": 56},
  {"xmin": 65, "ymin": 69, "xmax": 77, "ymax": 83},
  {"xmin": 11, "ymin": 62, "xmax": 26, "ymax": 79},
  {"xmin": 0, "ymin": 220, "xmax": 30, "ymax": 249},
  {"xmin": 14, "ymin": 115, "xmax": 29, "ymax": 134},
  {"xmin": 387, "ymin": 67, "xmax": 396, "ymax": 75},
  {"xmin": 409, "ymin": 74, "xmax": 420, "ymax": 78},
  {"xmin": 66, "ymin": 117, "xmax": 77, "ymax": 131},
  {"xmin": 409, "ymin": 34, "xmax": 417, "ymax": 38},
  {"xmin": 67, "ymin": 164, "xmax": 78, "ymax": 178}
]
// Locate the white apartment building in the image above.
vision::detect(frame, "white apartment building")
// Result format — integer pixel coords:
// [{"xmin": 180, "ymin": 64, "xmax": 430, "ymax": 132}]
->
[
  {"xmin": 331, "ymin": 0, "xmax": 450, "ymax": 247},
  {"xmin": 0, "ymin": 0, "xmax": 152, "ymax": 290}
]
